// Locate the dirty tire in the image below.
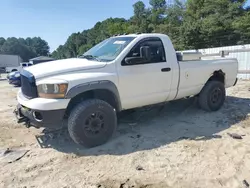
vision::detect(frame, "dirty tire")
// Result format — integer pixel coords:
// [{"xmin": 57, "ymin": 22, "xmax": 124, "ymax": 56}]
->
[
  {"xmin": 68, "ymin": 99, "xmax": 117, "ymax": 148},
  {"xmin": 198, "ymin": 81, "xmax": 225, "ymax": 112}
]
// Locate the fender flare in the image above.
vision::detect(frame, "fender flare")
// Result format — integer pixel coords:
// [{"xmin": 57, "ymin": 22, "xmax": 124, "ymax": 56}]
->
[{"xmin": 65, "ymin": 80, "xmax": 122, "ymax": 111}]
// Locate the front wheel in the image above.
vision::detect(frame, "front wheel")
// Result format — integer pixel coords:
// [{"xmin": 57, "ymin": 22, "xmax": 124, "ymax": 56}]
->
[
  {"xmin": 68, "ymin": 99, "xmax": 117, "ymax": 148},
  {"xmin": 198, "ymin": 81, "xmax": 226, "ymax": 112}
]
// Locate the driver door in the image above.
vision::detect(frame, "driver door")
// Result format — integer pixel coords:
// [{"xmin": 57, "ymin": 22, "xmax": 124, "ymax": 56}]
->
[{"xmin": 117, "ymin": 37, "xmax": 172, "ymax": 109}]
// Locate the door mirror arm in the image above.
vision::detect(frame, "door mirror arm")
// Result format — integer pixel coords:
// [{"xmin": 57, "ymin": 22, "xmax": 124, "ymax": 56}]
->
[{"xmin": 125, "ymin": 57, "xmax": 145, "ymax": 65}]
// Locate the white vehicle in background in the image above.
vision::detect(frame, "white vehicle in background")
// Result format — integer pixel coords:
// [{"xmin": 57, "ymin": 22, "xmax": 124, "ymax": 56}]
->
[
  {"xmin": 6, "ymin": 66, "xmax": 19, "ymax": 73},
  {"xmin": 6, "ymin": 62, "xmax": 33, "ymax": 73},
  {"xmin": 15, "ymin": 33, "xmax": 238, "ymax": 148},
  {"xmin": 21, "ymin": 62, "xmax": 33, "ymax": 69}
]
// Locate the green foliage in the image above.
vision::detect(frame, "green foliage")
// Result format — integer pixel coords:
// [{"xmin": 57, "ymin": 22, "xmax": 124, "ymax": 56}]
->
[
  {"xmin": 1, "ymin": 1, "xmax": 249, "ymax": 61},
  {"xmin": 149, "ymin": 0, "xmax": 167, "ymax": 25},
  {"xmin": 233, "ymin": 11, "xmax": 250, "ymax": 44},
  {"xmin": 131, "ymin": 1, "xmax": 151, "ymax": 32},
  {"xmin": 26, "ymin": 37, "xmax": 50, "ymax": 57},
  {"xmin": 52, "ymin": 0, "xmax": 250, "ymax": 59},
  {"xmin": 0, "ymin": 37, "xmax": 49, "ymax": 61},
  {"xmin": 0, "ymin": 37, "xmax": 6, "ymax": 46},
  {"xmin": 183, "ymin": 0, "xmax": 248, "ymax": 48}
]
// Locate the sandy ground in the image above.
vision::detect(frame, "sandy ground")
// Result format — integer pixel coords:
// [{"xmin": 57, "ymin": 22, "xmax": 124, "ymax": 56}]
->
[{"xmin": 1, "ymin": 78, "xmax": 250, "ymax": 188}]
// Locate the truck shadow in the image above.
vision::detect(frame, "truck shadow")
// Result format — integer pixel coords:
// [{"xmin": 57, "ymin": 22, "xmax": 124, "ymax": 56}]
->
[{"xmin": 36, "ymin": 96, "xmax": 250, "ymax": 156}]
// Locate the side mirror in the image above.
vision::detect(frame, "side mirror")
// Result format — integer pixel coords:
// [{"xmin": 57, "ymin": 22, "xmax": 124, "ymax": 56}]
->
[
  {"xmin": 124, "ymin": 46, "xmax": 151, "ymax": 65},
  {"xmin": 140, "ymin": 46, "xmax": 151, "ymax": 61}
]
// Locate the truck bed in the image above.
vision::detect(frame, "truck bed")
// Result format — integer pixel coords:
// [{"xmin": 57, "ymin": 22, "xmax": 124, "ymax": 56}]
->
[{"xmin": 174, "ymin": 58, "xmax": 238, "ymax": 100}]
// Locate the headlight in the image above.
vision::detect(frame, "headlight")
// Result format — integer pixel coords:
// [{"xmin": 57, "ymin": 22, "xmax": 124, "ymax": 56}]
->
[{"xmin": 37, "ymin": 83, "xmax": 68, "ymax": 99}]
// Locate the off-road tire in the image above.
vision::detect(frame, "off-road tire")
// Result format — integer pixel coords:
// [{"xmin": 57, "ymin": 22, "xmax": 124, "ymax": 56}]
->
[
  {"xmin": 68, "ymin": 99, "xmax": 117, "ymax": 148},
  {"xmin": 198, "ymin": 81, "xmax": 225, "ymax": 112}
]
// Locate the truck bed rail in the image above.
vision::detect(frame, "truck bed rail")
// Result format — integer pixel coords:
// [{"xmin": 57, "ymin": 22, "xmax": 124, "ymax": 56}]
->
[{"xmin": 177, "ymin": 48, "xmax": 250, "ymax": 61}]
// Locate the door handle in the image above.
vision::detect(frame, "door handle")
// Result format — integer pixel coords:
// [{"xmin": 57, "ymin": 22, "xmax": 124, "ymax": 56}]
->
[{"xmin": 161, "ymin": 67, "xmax": 171, "ymax": 72}]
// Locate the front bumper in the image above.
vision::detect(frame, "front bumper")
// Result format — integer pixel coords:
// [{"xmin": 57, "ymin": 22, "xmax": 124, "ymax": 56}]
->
[
  {"xmin": 15, "ymin": 104, "xmax": 66, "ymax": 128},
  {"xmin": 17, "ymin": 90, "xmax": 70, "ymax": 111},
  {"xmin": 16, "ymin": 90, "xmax": 70, "ymax": 128}
]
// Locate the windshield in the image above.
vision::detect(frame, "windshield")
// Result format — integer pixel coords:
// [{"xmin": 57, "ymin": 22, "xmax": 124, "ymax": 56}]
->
[{"xmin": 81, "ymin": 37, "xmax": 135, "ymax": 62}]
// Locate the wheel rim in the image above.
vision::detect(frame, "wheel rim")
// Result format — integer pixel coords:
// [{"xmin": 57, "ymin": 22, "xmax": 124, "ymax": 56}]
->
[
  {"xmin": 210, "ymin": 87, "xmax": 222, "ymax": 105},
  {"xmin": 83, "ymin": 111, "xmax": 105, "ymax": 137}
]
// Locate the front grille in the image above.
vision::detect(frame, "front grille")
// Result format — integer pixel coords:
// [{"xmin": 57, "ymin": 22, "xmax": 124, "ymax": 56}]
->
[{"xmin": 21, "ymin": 70, "xmax": 38, "ymax": 99}]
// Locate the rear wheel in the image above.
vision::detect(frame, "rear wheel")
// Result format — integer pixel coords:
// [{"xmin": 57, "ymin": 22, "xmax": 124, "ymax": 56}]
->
[
  {"xmin": 198, "ymin": 81, "xmax": 225, "ymax": 111},
  {"xmin": 68, "ymin": 99, "xmax": 117, "ymax": 148}
]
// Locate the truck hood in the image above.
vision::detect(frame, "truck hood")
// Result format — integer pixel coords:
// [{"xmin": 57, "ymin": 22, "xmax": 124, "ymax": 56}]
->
[{"xmin": 25, "ymin": 58, "xmax": 107, "ymax": 79}]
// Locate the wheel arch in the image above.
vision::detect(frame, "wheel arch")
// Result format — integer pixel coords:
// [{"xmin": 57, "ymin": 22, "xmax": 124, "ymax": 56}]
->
[
  {"xmin": 196, "ymin": 70, "xmax": 226, "ymax": 98},
  {"xmin": 65, "ymin": 81, "xmax": 122, "ymax": 117},
  {"xmin": 207, "ymin": 70, "xmax": 225, "ymax": 84}
]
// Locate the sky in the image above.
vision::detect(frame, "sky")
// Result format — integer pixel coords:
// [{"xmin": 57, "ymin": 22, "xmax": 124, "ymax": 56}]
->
[{"xmin": 0, "ymin": 0, "xmax": 250, "ymax": 52}]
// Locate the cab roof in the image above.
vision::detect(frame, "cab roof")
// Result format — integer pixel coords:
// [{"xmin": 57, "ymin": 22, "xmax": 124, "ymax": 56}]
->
[{"xmin": 112, "ymin": 33, "xmax": 168, "ymax": 38}]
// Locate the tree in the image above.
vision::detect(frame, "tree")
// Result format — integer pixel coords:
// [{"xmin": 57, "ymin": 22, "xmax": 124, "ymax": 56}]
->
[
  {"xmin": 0, "ymin": 37, "xmax": 50, "ymax": 61},
  {"xmin": 26, "ymin": 37, "xmax": 50, "ymax": 56},
  {"xmin": 0, "ymin": 37, "xmax": 6, "ymax": 47},
  {"xmin": 51, "ymin": 45, "xmax": 67, "ymax": 59},
  {"xmin": 131, "ymin": 1, "xmax": 150, "ymax": 33},
  {"xmin": 149, "ymin": 0, "xmax": 166, "ymax": 26},
  {"xmin": 78, "ymin": 44, "xmax": 92, "ymax": 54},
  {"xmin": 0, "ymin": 37, "xmax": 36, "ymax": 61},
  {"xmin": 51, "ymin": 18, "xmax": 131, "ymax": 59},
  {"xmin": 153, "ymin": 0, "xmax": 185, "ymax": 50},
  {"xmin": 233, "ymin": 11, "xmax": 250, "ymax": 44},
  {"xmin": 64, "ymin": 32, "xmax": 87, "ymax": 57},
  {"xmin": 51, "ymin": 0, "xmax": 250, "ymax": 59},
  {"xmin": 183, "ymin": 0, "xmax": 247, "ymax": 49}
]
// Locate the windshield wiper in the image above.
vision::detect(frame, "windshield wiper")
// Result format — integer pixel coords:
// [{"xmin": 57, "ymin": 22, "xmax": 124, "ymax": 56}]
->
[{"xmin": 78, "ymin": 55, "xmax": 100, "ymax": 61}]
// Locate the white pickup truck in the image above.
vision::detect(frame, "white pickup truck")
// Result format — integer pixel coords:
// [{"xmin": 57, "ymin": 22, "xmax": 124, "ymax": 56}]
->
[{"xmin": 15, "ymin": 33, "xmax": 238, "ymax": 147}]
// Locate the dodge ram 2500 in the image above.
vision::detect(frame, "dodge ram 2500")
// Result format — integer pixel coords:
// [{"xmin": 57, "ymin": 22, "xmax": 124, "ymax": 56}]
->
[{"xmin": 15, "ymin": 33, "xmax": 238, "ymax": 147}]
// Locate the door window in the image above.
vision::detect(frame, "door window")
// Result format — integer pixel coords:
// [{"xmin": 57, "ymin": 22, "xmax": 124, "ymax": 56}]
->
[{"xmin": 122, "ymin": 37, "xmax": 166, "ymax": 65}]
